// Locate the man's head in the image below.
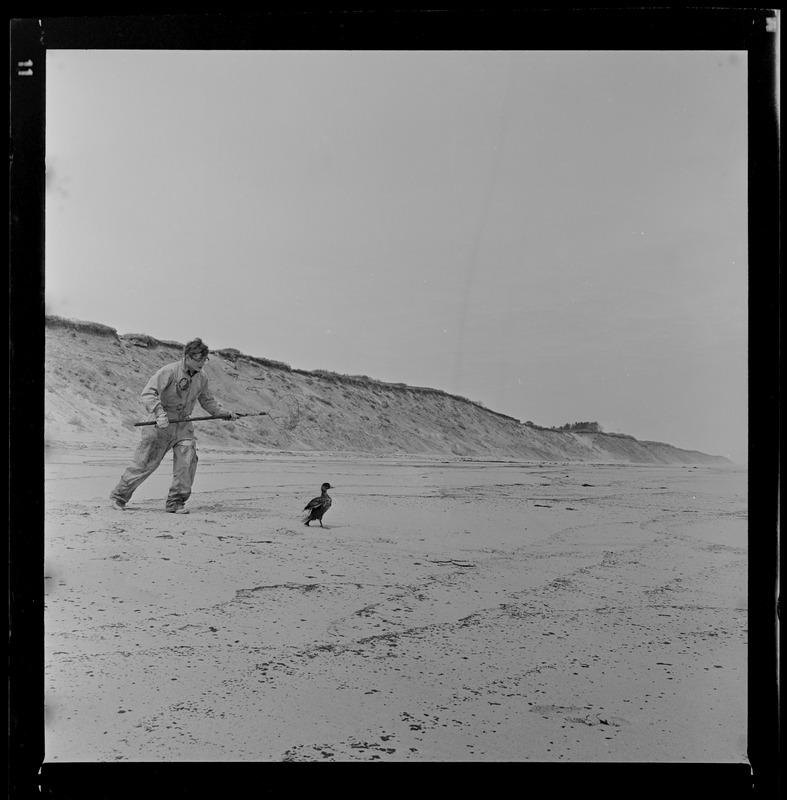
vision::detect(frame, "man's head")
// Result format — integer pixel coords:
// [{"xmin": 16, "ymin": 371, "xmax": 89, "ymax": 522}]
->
[{"xmin": 184, "ymin": 338, "xmax": 210, "ymax": 372}]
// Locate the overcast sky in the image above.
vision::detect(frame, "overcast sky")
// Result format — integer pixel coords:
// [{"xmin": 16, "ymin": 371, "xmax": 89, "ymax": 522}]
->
[{"xmin": 45, "ymin": 49, "xmax": 748, "ymax": 463}]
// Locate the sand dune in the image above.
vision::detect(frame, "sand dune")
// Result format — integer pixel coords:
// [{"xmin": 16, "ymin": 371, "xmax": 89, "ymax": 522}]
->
[
  {"xmin": 44, "ymin": 448, "xmax": 747, "ymax": 763},
  {"xmin": 44, "ymin": 317, "xmax": 731, "ymax": 465}
]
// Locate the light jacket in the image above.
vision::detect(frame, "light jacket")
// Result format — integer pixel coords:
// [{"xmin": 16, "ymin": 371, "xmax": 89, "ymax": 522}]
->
[{"xmin": 140, "ymin": 359, "xmax": 226, "ymax": 423}]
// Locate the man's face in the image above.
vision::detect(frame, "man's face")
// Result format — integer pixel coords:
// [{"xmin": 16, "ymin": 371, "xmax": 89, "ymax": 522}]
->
[{"xmin": 185, "ymin": 352, "xmax": 209, "ymax": 372}]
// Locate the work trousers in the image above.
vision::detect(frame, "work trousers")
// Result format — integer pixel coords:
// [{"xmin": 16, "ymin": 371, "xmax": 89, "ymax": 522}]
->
[{"xmin": 110, "ymin": 425, "xmax": 198, "ymax": 510}]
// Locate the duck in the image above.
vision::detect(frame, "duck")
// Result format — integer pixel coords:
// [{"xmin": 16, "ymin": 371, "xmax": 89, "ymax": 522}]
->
[{"xmin": 302, "ymin": 482, "xmax": 333, "ymax": 527}]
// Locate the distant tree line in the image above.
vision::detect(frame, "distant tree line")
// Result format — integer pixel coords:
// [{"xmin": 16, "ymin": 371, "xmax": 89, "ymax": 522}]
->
[{"xmin": 552, "ymin": 421, "xmax": 604, "ymax": 432}]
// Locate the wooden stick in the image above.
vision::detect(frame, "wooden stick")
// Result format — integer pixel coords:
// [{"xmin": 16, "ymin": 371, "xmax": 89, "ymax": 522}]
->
[{"xmin": 134, "ymin": 412, "xmax": 268, "ymax": 427}]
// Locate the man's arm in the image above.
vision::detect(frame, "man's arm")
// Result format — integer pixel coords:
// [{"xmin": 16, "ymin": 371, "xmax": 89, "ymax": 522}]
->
[
  {"xmin": 141, "ymin": 365, "xmax": 174, "ymax": 426},
  {"xmin": 196, "ymin": 376, "xmax": 237, "ymax": 419}
]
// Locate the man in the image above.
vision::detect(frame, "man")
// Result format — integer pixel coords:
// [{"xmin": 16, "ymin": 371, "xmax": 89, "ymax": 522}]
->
[{"xmin": 110, "ymin": 337, "xmax": 238, "ymax": 514}]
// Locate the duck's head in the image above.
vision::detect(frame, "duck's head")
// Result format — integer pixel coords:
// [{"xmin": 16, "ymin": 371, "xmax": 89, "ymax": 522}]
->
[{"xmin": 321, "ymin": 482, "xmax": 333, "ymax": 491}]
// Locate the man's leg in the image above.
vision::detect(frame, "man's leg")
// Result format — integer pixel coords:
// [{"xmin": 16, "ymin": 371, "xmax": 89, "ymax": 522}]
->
[
  {"xmin": 166, "ymin": 439, "xmax": 198, "ymax": 511},
  {"xmin": 110, "ymin": 428, "xmax": 173, "ymax": 506}
]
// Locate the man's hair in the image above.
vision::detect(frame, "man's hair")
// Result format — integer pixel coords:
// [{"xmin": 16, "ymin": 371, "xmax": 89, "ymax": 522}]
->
[{"xmin": 184, "ymin": 338, "xmax": 209, "ymax": 358}]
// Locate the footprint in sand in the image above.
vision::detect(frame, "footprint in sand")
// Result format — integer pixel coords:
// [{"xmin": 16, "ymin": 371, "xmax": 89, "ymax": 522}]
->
[{"xmin": 529, "ymin": 704, "xmax": 630, "ymax": 727}]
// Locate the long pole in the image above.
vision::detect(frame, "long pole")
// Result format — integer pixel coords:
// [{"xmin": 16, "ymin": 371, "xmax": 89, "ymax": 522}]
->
[{"xmin": 134, "ymin": 412, "xmax": 268, "ymax": 427}]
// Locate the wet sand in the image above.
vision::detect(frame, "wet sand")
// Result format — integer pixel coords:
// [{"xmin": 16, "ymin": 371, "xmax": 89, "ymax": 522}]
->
[{"xmin": 43, "ymin": 450, "xmax": 747, "ymax": 762}]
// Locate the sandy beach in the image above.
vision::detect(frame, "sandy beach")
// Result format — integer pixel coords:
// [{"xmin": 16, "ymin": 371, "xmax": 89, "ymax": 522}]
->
[{"xmin": 43, "ymin": 449, "xmax": 747, "ymax": 763}]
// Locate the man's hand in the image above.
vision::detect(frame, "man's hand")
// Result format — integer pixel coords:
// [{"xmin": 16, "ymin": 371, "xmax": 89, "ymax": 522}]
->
[{"xmin": 156, "ymin": 414, "xmax": 170, "ymax": 429}]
